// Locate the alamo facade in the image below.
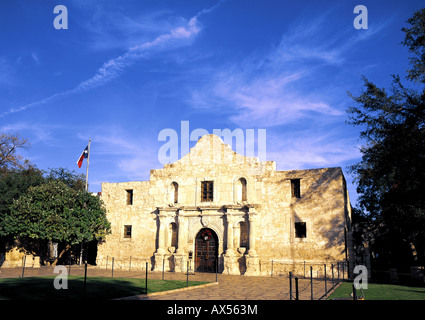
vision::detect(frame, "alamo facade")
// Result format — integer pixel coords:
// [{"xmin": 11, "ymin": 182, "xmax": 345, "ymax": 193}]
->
[{"xmin": 97, "ymin": 134, "xmax": 354, "ymax": 277}]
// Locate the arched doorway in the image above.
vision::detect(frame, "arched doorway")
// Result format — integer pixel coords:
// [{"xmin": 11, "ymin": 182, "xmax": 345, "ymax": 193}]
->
[{"xmin": 195, "ymin": 228, "xmax": 218, "ymax": 273}]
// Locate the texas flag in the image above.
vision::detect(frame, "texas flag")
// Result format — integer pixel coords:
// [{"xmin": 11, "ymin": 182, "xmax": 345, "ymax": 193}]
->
[{"xmin": 77, "ymin": 145, "xmax": 89, "ymax": 168}]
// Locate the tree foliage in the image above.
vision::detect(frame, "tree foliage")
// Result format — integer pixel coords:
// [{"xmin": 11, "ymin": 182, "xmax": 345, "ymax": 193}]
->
[
  {"xmin": 45, "ymin": 167, "xmax": 86, "ymax": 192},
  {"xmin": 0, "ymin": 155, "xmax": 110, "ymax": 264},
  {"xmin": 3, "ymin": 179, "xmax": 110, "ymax": 264},
  {"xmin": 402, "ymin": 8, "xmax": 425, "ymax": 84},
  {"xmin": 347, "ymin": 8, "xmax": 425, "ymax": 267},
  {"xmin": 0, "ymin": 133, "xmax": 30, "ymax": 174},
  {"xmin": 0, "ymin": 166, "xmax": 45, "ymax": 245},
  {"xmin": 0, "ymin": 129, "xmax": 109, "ymax": 264},
  {"xmin": 5, "ymin": 180, "xmax": 109, "ymax": 242}
]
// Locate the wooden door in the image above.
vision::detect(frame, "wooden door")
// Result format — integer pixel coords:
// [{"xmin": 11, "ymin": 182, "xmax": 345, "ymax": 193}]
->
[{"xmin": 195, "ymin": 228, "xmax": 217, "ymax": 272}]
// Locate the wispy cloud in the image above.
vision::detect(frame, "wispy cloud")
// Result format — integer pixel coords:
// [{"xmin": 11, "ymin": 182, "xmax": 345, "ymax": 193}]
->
[
  {"xmin": 267, "ymin": 129, "xmax": 361, "ymax": 170},
  {"xmin": 188, "ymin": 10, "xmax": 390, "ymax": 128},
  {"xmin": 77, "ymin": 125, "xmax": 158, "ymax": 182},
  {"xmin": 82, "ymin": 9, "xmax": 181, "ymax": 51},
  {"xmin": 0, "ymin": 56, "xmax": 14, "ymax": 86},
  {"xmin": 1, "ymin": 8, "xmax": 205, "ymax": 118},
  {"xmin": 0, "ymin": 121, "xmax": 59, "ymax": 145},
  {"xmin": 30, "ymin": 52, "xmax": 40, "ymax": 66},
  {"xmin": 188, "ymin": 58, "xmax": 343, "ymax": 127},
  {"xmin": 201, "ymin": 69, "xmax": 343, "ymax": 126}
]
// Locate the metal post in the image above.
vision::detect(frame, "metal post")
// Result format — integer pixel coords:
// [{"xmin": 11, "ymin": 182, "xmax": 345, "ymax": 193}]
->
[
  {"xmin": 352, "ymin": 283, "xmax": 357, "ymax": 300},
  {"xmin": 129, "ymin": 256, "xmax": 132, "ymax": 272},
  {"xmin": 145, "ymin": 262, "xmax": 148, "ymax": 294},
  {"xmin": 342, "ymin": 262, "xmax": 345, "ymax": 281},
  {"xmin": 289, "ymin": 271, "xmax": 293, "ymax": 300},
  {"xmin": 295, "ymin": 277, "xmax": 299, "ymax": 300},
  {"xmin": 324, "ymin": 264, "xmax": 327, "ymax": 296},
  {"xmin": 21, "ymin": 255, "xmax": 26, "ymax": 278},
  {"xmin": 79, "ymin": 242, "xmax": 83, "ymax": 266},
  {"xmin": 68, "ymin": 253, "xmax": 71, "ymax": 276},
  {"xmin": 215, "ymin": 258, "xmax": 218, "ymax": 282},
  {"xmin": 111, "ymin": 257, "xmax": 114, "ymax": 278},
  {"xmin": 162, "ymin": 258, "xmax": 165, "ymax": 280},
  {"xmin": 83, "ymin": 262, "xmax": 88, "ymax": 299},
  {"xmin": 310, "ymin": 266, "xmax": 313, "ymax": 300},
  {"xmin": 337, "ymin": 262, "xmax": 340, "ymax": 282},
  {"xmin": 187, "ymin": 261, "xmax": 189, "ymax": 287},
  {"xmin": 271, "ymin": 260, "xmax": 273, "ymax": 277},
  {"xmin": 332, "ymin": 264, "xmax": 334, "ymax": 289}
]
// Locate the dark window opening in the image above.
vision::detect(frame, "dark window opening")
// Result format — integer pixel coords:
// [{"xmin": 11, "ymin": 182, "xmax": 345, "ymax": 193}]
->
[
  {"xmin": 295, "ymin": 222, "xmax": 306, "ymax": 238},
  {"xmin": 170, "ymin": 223, "xmax": 178, "ymax": 247},
  {"xmin": 201, "ymin": 181, "xmax": 214, "ymax": 202},
  {"xmin": 239, "ymin": 221, "xmax": 248, "ymax": 247},
  {"xmin": 172, "ymin": 182, "xmax": 179, "ymax": 203},
  {"xmin": 126, "ymin": 189, "xmax": 133, "ymax": 205},
  {"xmin": 124, "ymin": 225, "xmax": 132, "ymax": 238},
  {"xmin": 240, "ymin": 178, "xmax": 247, "ymax": 201},
  {"xmin": 291, "ymin": 179, "xmax": 301, "ymax": 198}
]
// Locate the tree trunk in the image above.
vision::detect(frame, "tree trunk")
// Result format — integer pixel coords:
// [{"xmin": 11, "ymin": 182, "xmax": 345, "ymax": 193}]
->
[
  {"xmin": 51, "ymin": 244, "xmax": 71, "ymax": 266},
  {"xmin": 410, "ymin": 242, "xmax": 418, "ymax": 262},
  {"xmin": 47, "ymin": 240, "xmax": 54, "ymax": 265}
]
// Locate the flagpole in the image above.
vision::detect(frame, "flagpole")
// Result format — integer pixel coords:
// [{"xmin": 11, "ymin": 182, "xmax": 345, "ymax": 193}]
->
[
  {"xmin": 80, "ymin": 139, "xmax": 91, "ymax": 265},
  {"xmin": 85, "ymin": 139, "xmax": 91, "ymax": 192}
]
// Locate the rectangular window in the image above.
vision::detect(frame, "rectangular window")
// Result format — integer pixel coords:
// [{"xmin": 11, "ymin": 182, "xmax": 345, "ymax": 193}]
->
[
  {"xmin": 124, "ymin": 225, "xmax": 132, "ymax": 238},
  {"xmin": 295, "ymin": 222, "xmax": 306, "ymax": 238},
  {"xmin": 291, "ymin": 179, "xmax": 301, "ymax": 198},
  {"xmin": 126, "ymin": 189, "xmax": 133, "ymax": 205},
  {"xmin": 201, "ymin": 181, "xmax": 214, "ymax": 202}
]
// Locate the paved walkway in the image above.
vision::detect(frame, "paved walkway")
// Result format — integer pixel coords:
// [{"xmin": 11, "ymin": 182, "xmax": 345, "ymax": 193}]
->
[{"xmin": 0, "ymin": 266, "xmax": 339, "ymax": 300}]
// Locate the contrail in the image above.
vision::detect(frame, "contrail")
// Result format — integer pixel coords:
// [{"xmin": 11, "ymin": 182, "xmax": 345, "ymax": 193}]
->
[{"xmin": 1, "ymin": 1, "xmax": 226, "ymax": 118}]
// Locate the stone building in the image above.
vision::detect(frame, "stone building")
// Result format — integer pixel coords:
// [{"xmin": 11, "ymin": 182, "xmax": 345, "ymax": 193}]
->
[{"xmin": 97, "ymin": 134, "xmax": 354, "ymax": 277}]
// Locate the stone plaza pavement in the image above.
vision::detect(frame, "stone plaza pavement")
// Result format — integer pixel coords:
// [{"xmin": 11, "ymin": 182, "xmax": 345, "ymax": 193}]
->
[{"xmin": 0, "ymin": 265, "xmax": 339, "ymax": 300}]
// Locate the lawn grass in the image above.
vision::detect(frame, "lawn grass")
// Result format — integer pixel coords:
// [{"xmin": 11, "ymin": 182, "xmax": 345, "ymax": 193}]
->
[
  {"xmin": 0, "ymin": 276, "xmax": 209, "ymax": 300},
  {"xmin": 328, "ymin": 281, "xmax": 425, "ymax": 300}
]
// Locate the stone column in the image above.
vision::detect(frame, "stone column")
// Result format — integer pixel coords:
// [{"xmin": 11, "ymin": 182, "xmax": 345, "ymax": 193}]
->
[
  {"xmin": 174, "ymin": 211, "xmax": 187, "ymax": 273},
  {"xmin": 223, "ymin": 213, "xmax": 238, "ymax": 275},
  {"xmin": 234, "ymin": 223, "xmax": 241, "ymax": 250},
  {"xmin": 154, "ymin": 212, "xmax": 167, "ymax": 272},
  {"xmin": 226, "ymin": 215, "xmax": 235, "ymax": 254},
  {"xmin": 247, "ymin": 214, "xmax": 257, "ymax": 256},
  {"xmin": 245, "ymin": 213, "xmax": 259, "ymax": 276},
  {"xmin": 158, "ymin": 214, "xmax": 168, "ymax": 254}
]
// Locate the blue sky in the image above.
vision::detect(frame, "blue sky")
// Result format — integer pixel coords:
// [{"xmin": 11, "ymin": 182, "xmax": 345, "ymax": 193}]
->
[{"xmin": 1, "ymin": 0, "xmax": 424, "ymax": 206}]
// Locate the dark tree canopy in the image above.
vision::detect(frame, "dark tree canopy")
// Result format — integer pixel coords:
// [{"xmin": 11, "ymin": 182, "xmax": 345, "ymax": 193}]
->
[
  {"xmin": 0, "ymin": 167, "xmax": 45, "ymax": 238},
  {"xmin": 347, "ymin": 8, "xmax": 425, "ymax": 268},
  {"xmin": 45, "ymin": 167, "xmax": 86, "ymax": 192},
  {"xmin": 402, "ymin": 8, "xmax": 425, "ymax": 84},
  {"xmin": 0, "ymin": 161, "xmax": 110, "ymax": 264},
  {"xmin": 5, "ymin": 180, "xmax": 110, "ymax": 243},
  {"xmin": 2, "ymin": 179, "xmax": 110, "ymax": 264}
]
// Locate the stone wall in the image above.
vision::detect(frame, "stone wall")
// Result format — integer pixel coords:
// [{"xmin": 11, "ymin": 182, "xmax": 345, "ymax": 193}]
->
[
  {"xmin": 1, "ymin": 247, "xmax": 40, "ymax": 268},
  {"xmin": 97, "ymin": 134, "xmax": 354, "ymax": 276}
]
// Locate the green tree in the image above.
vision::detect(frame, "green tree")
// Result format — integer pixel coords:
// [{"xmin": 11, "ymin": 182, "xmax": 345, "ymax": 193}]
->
[
  {"xmin": 4, "ymin": 180, "xmax": 110, "ymax": 265},
  {"xmin": 347, "ymin": 8, "xmax": 425, "ymax": 268},
  {"xmin": 402, "ymin": 8, "xmax": 425, "ymax": 84},
  {"xmin": 0, "ymin": 167, "xmax": 45, "ymax": 223},
  {"xmin": 0, "ymin": 167, "xmax": 45, "ymax": 253},
  {"xmin": 0, "ymin": 133, "xmax": 30, "ymax": 174},
  {"xmin": 45, "ymin": 167, "xmax": 86, "ymax": 192}
]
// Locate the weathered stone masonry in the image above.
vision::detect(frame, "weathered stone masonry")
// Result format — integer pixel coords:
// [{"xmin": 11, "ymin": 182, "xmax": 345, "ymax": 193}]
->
[{"xmin": 97, "ymin": 134, "xmax": 354, "ymax": 276}]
